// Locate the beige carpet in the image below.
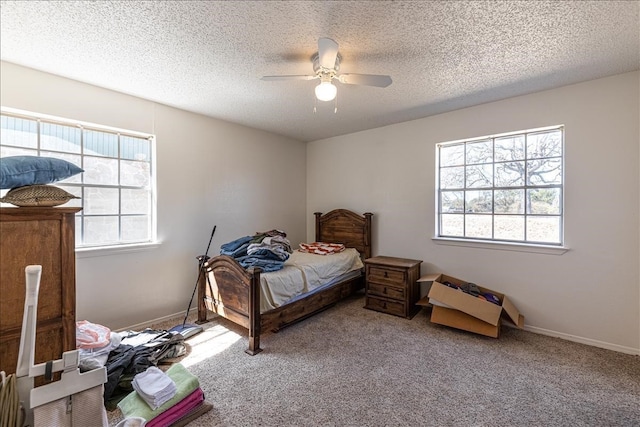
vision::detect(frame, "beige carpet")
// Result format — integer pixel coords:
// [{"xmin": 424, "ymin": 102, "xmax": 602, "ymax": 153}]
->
[{"xmin": 110, "ymin": 292, "xmax": 640, "ymax": 426}]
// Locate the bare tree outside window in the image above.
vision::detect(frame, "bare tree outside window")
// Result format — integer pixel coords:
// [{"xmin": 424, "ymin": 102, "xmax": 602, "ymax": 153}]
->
[{"xmin": 437, "ymin": 126, "xmax": 563, "ymax": 245}]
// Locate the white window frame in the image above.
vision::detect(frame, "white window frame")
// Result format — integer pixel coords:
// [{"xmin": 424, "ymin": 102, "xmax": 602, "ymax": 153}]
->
[
  {"xmin": 434, "ymin": 125, "xmax": 568, "ymax": 254},
  {"xmin": 0, "ymin": 107, "xmax": 158, "ymax": 253}
]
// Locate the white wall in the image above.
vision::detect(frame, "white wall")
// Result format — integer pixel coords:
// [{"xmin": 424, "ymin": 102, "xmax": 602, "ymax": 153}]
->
[
  {"xmin": 307, "ymin": 71, "xmax": 640, "ymax": 354},
  {"xmin": 3, "ymin": 61, "xmax": 638, "ymax": 354},
  {"xmin": 0, "ymin": 61, "xmax": 307, "ymax": 330}
]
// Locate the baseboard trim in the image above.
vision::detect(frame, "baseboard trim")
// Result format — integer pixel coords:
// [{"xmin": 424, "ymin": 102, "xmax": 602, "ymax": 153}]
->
[
  {"xmin": 522, "ymin": 324, "xmax": 639, "ymax": 356},
  {"xmin": 115, "ymin": 308, "xmax": 199, "ymax": 333}
]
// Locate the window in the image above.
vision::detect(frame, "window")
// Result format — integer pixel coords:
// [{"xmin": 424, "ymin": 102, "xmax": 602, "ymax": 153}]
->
[
  {"xmin": 436, "ymin": 126, "xmax": 563, "ymax": 246},
  {"xmin": 0, "ymin": 109, "xmax": 156, "ymax": 249}
]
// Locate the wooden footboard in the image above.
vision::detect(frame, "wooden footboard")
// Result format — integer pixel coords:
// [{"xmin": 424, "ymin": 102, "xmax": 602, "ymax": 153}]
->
[
  {"xmin": 197, "ymin": 255, "xmax": 263, "ymax": 355},
  {"xmin": 197, "ymin": 209, "xmax": 373, "ymax": 355}
]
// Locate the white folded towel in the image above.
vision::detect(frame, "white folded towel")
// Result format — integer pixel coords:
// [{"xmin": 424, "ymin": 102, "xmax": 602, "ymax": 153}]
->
[{"xmin": 132, "ymin": 366, "xmax": 177, "ymax": 410}]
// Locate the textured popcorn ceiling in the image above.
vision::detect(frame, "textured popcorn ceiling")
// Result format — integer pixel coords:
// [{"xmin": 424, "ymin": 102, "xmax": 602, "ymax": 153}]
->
[{"xmin": 1, "ymin": 1, "xmax": 639, "ymax": 142}]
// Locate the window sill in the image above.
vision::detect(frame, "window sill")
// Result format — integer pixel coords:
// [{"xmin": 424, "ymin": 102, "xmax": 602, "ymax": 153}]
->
[
  {"xmin": 76, "ymin": 241, "xmax": 162, "ymax": 258},
  {"xmin": 432, "ymin": 237, "xmax": 569, "ymax": 255}
]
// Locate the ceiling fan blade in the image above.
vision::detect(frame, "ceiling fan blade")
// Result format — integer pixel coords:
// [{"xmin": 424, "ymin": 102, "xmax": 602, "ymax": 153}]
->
[
  {"xmin": 318, "ymin": 38, "xmax": 339, "ymax": 69},
  {"xmin": 338, "ymin": 73, "xmax": 392, "ymax": 88},
  {"xmin": 261, "ymin": 75, "xmax": 317, "ymax": 81}
]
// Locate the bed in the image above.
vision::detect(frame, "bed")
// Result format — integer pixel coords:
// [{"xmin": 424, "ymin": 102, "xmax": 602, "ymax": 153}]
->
[{"xmin": 197, "ymin": 209, "xmax": 373, "ymax": 355}]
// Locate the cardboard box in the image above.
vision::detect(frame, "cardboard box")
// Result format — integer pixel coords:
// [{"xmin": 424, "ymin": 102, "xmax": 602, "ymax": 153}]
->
[{"xmin": 416, "ymin": 274, "xmax": 524, "ymax": 338}]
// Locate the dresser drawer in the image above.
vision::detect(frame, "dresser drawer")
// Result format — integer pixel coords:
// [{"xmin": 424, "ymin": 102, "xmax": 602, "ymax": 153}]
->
[
  {"xmin": 368, "ymin": 282, "xmax": 405, "ymax": 300},
  {"xmin": 365, "ymin": 296, "xmax": 406, "ymax": 317},
  {"xmin": 367, "ymin": 266, "xmax": 406, "ymax": 286}
]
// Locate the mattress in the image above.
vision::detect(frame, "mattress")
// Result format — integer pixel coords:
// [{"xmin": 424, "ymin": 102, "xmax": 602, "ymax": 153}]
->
[{"xmin": 259, "ymin": 248, "xmax": 364, "ymax": 312}]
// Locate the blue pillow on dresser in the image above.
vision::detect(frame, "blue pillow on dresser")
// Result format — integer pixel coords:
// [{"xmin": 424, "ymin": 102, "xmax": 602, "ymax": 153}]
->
[{"xmin": 0, "ymin": 156, "xmax": 84, "ymax": 189}]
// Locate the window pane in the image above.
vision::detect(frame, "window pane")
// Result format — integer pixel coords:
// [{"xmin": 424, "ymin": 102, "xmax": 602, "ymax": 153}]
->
[
  {"xmin": 84, "ymin": 187, "xmax": 119, "ymax": 214},
  {"xmin": 495, "ymin": 135, "xmax": 525, "ymax": 161},
  {"xmin": 41, "ymin": 151, "xmax": 83, "ymax": 184},
  {"xmin": 120, "ymin": 160, "xmax": 150, "ymax": 187},
  {"xmin": 527, "ymin": 216, "xmax": 561, "ymax": 244},
  {"xmin": 465, "ymin": 190, "xmax": 492, "ymax": 213},
  {"xmin": 84, "ymin": 130, "xmax": 118, "ymax": 157},
  {"xmin": 465, "ymin": 214, "xmax": 492, "ymax": 239},
  {"xmin": 527, "ymin": 130, "xmax": 562, "ymax": 159},
  {"xmin": 121, "ymin": 216, "xmax": 150, "ymax": 242},
  {"xmin": 1, "ymin": 111, "xmax": 155, "ymax": 249},
  {"xmin": 495, "ymin": 189, "xmax": 524, "ymax": 214},
  {"xmin": 0, "ymin": 116, "xmax": 37, "ymax": 148},
  {"xmin": 466, "ymin": 140, "xmax": 492, "ymax": 165},
  {"xmin": 84, "ymin": 216, "xmax": 119, "ymax": 245},
  {"xmin": 495, "ymin": 215, "xmax": 524, "ymax": 240},
  {"xmin": 121, "ymin": 136, "xmax": 150, "ymax": 161},
  {"xmin": 528, "ymin": 158, "xmax": 562, "ymax": 185},
  {"xmin": 528, "ymin": 188, "xmax": 561, "ymax": 214},
  {"xmin": 1, "ymin": 146, "xmax": 36, "ymax": 157},
  {"xmin": 57, "ymin": 185, "xmax": 82, "ymax": 208},
  {"xmin": 440, "ymin": 166, "xmax": 464, "ymax": 189},
  {"xmin": 41, "ymin": 122, "xmax": 81, "ymax": 153},
  {"xmin": 437, "ymin": 126, "xmax": 563, "ymax": 246},
  {"xmin": 75, "ymin": 217, "xmax": 82, "ymax": 247},
  {"xmin": 441, "ymin": 191, "xmax": 464, "ymax": 213},
  {"xmin": 440, "ymin": 144, "xmax": 464, "ymax": 167},
  {"xmin": 466, "ymin": 164, "xmax": 492, "ymax": 188},
  {"xmin": 495, "ymin": 161, "xmax": 524, "ymax": 187},
  {"xmin": 84, "ymin": 156, "xmax": 119, "ymax": 185},
  {"xmin": 441, "ymin": 214, "xmax": 463, "ymax": 236},
  {"xmin": 122, "ymin": 188, "xmax": 150, "ymax": 214}
]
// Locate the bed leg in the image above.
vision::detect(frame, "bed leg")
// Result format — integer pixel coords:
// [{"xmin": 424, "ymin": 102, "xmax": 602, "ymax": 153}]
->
[
  {"xmin": 246, "ymin": 266, "xmax": 263, "ymax": 355},
  {"xmin": 197, "ymin": 259, "xmax": 208, "ymax": 324},
  {"xmin": 245, "ymin": 337, "xmax": 262, "ymax": 356}
]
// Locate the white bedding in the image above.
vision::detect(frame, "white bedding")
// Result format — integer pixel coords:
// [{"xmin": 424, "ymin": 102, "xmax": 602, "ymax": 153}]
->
[{"xmin": 259, "ymin": 248, "xmax": 364, "ymax": 312}]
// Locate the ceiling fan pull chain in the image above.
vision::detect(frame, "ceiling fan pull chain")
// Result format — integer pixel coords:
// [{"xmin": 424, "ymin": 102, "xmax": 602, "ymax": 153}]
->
[{"xmin": 334, "ymin": 93, "xmax": 338, "ymax": 114}]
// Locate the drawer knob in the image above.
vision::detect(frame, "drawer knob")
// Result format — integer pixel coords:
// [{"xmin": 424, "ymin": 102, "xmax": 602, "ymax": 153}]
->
[
  {"xmin": 384, "ymin": 271, "xmax": 388, "ymax": 278},
  {"xmin": 383, "ymin": 287, "xmax": 387, "ymax": 294},
  {"xmin": 383, "ymin": 302, "xmax": 387, "ymax": 309}
]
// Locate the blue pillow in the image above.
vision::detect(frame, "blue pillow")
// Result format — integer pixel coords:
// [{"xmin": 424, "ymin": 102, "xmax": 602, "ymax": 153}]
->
[{"xmin": 0, "ymin": 156, "xmax": 84, "ymax": 189}]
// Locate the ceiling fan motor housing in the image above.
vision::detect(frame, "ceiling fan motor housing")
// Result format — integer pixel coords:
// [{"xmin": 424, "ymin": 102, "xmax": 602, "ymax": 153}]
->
[{"xmin": 312, "ymin": 52, "xmax": 341, "ymax": 75}]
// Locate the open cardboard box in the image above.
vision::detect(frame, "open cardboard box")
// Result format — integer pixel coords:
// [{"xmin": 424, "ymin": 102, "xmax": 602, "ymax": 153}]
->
[{"xmin": 416, "ymin": 274, "xmax": 524, "ymax": 338}]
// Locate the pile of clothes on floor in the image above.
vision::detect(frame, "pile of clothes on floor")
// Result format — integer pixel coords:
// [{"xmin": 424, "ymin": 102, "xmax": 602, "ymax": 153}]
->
[
  {"xmin": 220, "ymin": 229, "xmax": 292, "ymax": 272},
  {"xmin": 76, "ymin": 321, "xmax": 211, "ymax": 426}
]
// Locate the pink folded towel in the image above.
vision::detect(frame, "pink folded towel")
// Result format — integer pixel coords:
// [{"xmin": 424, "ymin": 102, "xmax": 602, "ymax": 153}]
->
[{"xmin": 145, "ymin": 387, "xmax": 204, "ymax": 427}]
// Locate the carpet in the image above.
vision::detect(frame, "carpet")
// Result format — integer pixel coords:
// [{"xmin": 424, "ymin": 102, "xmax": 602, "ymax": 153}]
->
[{"xmin": 110, "ymin": 292, "xmax": 640, "ymax": 426}]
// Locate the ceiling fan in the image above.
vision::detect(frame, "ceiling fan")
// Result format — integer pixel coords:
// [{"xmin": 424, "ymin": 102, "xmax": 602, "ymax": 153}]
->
[{"xmin": 261, "ymin": 38, "xmax": 392, "ymax": 103}]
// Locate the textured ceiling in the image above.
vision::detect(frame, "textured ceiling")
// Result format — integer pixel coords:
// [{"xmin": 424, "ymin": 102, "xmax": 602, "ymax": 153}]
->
[{"xmin": 1, "ymin": 1, "xmax": 639, "ymax": 142}]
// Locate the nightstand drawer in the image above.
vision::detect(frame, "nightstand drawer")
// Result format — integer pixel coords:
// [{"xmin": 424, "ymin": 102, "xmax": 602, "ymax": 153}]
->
[
  {"xmin": 367, "ymin": 266, "xmax": 406, "ymax": 285},
  {"xmin": 365, "ymin": 296, "xmax": 406, "ymax": 317},
  {"xmin": 368, "ymin": 282, "xmax": 405, "ymax": 300}
]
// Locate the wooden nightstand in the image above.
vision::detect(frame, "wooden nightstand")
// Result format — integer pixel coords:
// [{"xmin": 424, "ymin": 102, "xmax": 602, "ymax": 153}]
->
[{"xmin": 364, "ymin": 256, "xmax": 422, "ymax": 319}]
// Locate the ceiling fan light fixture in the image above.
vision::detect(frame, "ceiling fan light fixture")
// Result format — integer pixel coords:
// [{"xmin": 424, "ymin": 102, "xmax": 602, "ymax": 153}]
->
[{"xmin": 315, "ymin": 81, "xmax": 337, "ymax": 102}]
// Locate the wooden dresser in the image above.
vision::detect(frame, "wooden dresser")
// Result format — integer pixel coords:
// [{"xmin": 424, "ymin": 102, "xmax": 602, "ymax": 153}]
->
[
  {"xmin": 0, "ymin": 207, "xmax": 80, "ymax": 377},
  {"xmin": 364, "ymin": 256, "xmax": 422, "ymax": 319}
]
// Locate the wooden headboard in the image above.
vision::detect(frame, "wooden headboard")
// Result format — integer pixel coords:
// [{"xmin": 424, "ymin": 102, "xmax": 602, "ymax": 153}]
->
[{"xmin": 314, "ymin": 209, "xmax": 373, "ymax": 259}]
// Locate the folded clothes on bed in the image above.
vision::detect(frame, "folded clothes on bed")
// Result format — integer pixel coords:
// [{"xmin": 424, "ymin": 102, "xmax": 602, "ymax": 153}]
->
[
  {"xmin": 220, "ymin": 235, "xmax": 253, "ymax": 258},
  {"xmin": 298, "ymin": 242, "xmax": 346, "ymax": 255},
  {"xmin": 117, "ymin": 363, "xmax": 199, "ymax": 422},
  {"xmin": 220, "ymin": 229, "xmax": 293, "ymax": 272},
  {"xmin": 236, "ymin": 255, "xmax": 286, "ymax": 272}
]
